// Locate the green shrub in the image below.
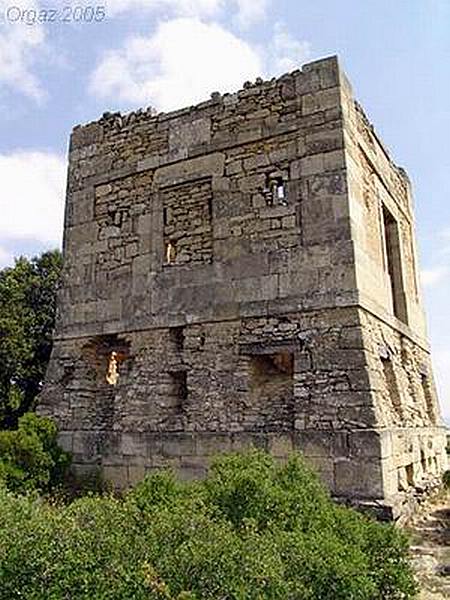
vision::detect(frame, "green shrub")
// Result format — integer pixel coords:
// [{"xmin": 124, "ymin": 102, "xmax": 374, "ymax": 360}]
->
[
  {"xmin": 0, "ymin": 412, "xmax": 70, "ymax": 493},
  {"xmin": 0, "ymin": 450, "xmax": 417, "ymax": 599}
]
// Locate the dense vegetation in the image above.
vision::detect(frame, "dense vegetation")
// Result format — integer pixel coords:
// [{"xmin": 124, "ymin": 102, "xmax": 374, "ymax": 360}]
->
[
  {"xmin": 0, "ymin": 450, "xmax": 417, "ymax": 599},
  {"xmin": 0, "ymin": 250, "xmax": 62, "ymax": 429},
  {"xmin": 0, "ymin": 412, "xmax": 70, "ymax": 494}
]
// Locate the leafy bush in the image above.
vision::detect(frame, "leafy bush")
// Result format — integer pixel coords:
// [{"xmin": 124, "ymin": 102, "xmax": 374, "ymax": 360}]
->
[
  {"xmin": 0, "ymin": 412, "xmax": 70, "ymax": 493},
  {"xmin": 0, "ymin": 450, "xmax": 417, "ymax": 599}
]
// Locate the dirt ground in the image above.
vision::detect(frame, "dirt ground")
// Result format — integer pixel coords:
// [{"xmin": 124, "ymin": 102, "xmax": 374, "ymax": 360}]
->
[{"xmin": 406, "ymin": 489, "xmax": 450, "ymax": 599}]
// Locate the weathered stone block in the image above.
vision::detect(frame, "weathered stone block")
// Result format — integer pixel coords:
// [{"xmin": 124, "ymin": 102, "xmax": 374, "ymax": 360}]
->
[
  {"xmin": 162, "ymin": 434, "xmax": 196, "ymax": 458},
  {"xmin": 121, "ymin": 433, "xmax": 146, "ymax": 456},
  {"xmin": 196, "ymin": 434, "xmax": 232, "ymax": 456},
  {"xmin": 334, "ymin": 458, "xmax": 384, "ymax": 498}
]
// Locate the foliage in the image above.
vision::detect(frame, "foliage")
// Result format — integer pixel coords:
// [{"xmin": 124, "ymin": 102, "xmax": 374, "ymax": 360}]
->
[
  {"xmin": 0, "ymin": 450, "xmax": 417, "ymax": 599},
  {"xmin": 0, "ymin": 250, "xmax": 62, "ymax": 429},
  {"xmin": 0, "ymin": 412, "xmax": 70, "ymax": 493}
]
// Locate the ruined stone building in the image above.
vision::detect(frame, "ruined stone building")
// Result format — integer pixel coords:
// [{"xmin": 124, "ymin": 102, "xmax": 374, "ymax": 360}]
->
[{"xmin": 39, "ymin": 56, "xmax": 447, "ymax": 518}]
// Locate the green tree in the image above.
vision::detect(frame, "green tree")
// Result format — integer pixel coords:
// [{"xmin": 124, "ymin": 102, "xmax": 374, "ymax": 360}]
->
[
  {"xmin": 0, "ymin": 412, "xmax": 71, "ymax": 493},
  {"xmin": 0, "ymin": 250, "xmax": 62, "ymax": 429}
]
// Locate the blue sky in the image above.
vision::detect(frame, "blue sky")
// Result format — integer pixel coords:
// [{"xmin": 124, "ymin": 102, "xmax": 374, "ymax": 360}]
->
[{"xmin": 0, "ymin": 0, "xmax": 449, "ymax": 421}]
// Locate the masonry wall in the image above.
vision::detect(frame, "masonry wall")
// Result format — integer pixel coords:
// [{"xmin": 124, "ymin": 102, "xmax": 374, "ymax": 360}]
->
[
  {"xmin": 58, "ymin": 57, "xmax": 353, "ymax": 337},
  {"xmin": 39, "ymin": 56, "xmax": 447, "ymax": 519}
]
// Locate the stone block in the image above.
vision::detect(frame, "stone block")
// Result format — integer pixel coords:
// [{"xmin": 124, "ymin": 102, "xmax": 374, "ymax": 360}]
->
[
  {"xmin": 231, "ymin": 434, "xmax": 268, "ymax": 452},
  {"xmin": 103, "ymin": 465, "xmax": 129, "ymax": 489},
  {"xmin": 57, "ymin": 431, "xmax": 73, "ymax": 453},
  {"xmin": 196, "ymin": 434, "xmax": 232, "ymax": 456},
  {"xmin": 349, "ymin": 430, "xmax": 391, "ymax": 460},
  {"xmin": 305, "ymin": 456, "xmax": 335, "ymax": 488},
  {"xmin": 177, "ymin": 466, "xmax": 207, "ymax": 481},
  {"xmin": 128, "ymin": 465, "xmax": 146, "ymax": 485},
  {"xmin": 121, "ymin": 433, "xmax": 147, "ymax": 456},
  {"xmin": 294, "ymin": 431, "xmax": 335, "ymax": 458},
  {"xmin": 169, "ymin": 117, "xmax": 211, "ymax": 152},
  {"xmin": 162, "ymin": 434, "xmax": 196, "ymax": 457},
  {"xmin": 268, "ymin": 434, "xmax": 294, "ymax": 457},
  {"xmin": 151, "ymin": 455, "xmax": 181, "ymax": 469},
  {"xmin": 154, "ymin": 153, "xmax": 225, "ymax": 187},
  {"xmin": 334, "ymin": 458, "xmax": 384, "ymax": 498},
  {"xmin": 302, "ymin": 88, "xmax": 340, "ymax": 116}
]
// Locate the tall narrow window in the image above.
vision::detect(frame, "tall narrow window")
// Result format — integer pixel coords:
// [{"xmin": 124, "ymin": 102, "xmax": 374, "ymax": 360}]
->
[
  {"xmin": 165, "ymin": 241, "xmax": 176, "ymax": 264},
  {"xmin": 106, "ymin": 351, "xmax": 119, "ymax": 385},
  {"xmin": 170, "ymin": 326, "xmax": 185, "ymax": 352},
  {"xmin": 382, "ymin": 206, "xmax": 408, "ymax": 324},
  {"xmin": 168, "ymin": 370, "xmax": 188, "ymax": 407}
]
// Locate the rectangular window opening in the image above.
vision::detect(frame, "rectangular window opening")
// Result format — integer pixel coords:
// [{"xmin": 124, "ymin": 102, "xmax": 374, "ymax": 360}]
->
[
  {"xmin": 382, "ymin": 205, "xmax": 408, "ymax": 324},
  {"xmin": 169, "ymin": 370, "xmax": 188, "ymax": 405},
  {"xmin": 271, "ymin": 177, "xmax": 287, "ymax": 206},
  {"xmin": 170, "ymin": 326, "xmax": 185, "ymax": 352},
  {"xmin": 420, "ymin": 450, "xmax": 427, "ymax": 474},
  {"xmin": 83, "ymin": 335, "xmax": 130, "ymax": 387},
  {"xmin": 248, "ymin": 351, "xmax": 294, "ymax": 430},
  {"xmin": 165, "ymin": 241, "xmax": 176, "ymax": 264}
]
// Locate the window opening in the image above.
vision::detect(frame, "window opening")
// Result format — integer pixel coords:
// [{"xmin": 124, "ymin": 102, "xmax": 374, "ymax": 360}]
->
[
  {"xmin": 169, "ymin": 370, "xmax": 188, "ymax": 405},
  {"xmin": 165, "ymin": 241, "xmax": 176, "ymax": 264},
  {"xmin": 170, "ymin": 326, "xmax": 185, "ymax": 352},
  {"xmin": 382, "ymin": 205, "xmax": 408, "ymax": 323}
]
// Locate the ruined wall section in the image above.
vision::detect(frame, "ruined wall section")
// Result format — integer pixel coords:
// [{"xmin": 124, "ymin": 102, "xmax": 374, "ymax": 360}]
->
[
  {"xmin": 43, "ymin": 305, "xmax": 385, "ymax": 500},
  {"xmin": 57, "ymin": 57, "xmax": 355, "ymax": 341}
]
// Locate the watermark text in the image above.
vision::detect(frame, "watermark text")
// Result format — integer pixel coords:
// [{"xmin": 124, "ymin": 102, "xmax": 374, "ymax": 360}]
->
[{"xmin": 2, "ymin": 5, "xmax": 106, "ymax": 25}]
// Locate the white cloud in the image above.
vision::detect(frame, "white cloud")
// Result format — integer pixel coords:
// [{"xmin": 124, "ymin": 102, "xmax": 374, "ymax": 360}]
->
[
  {"xmin": 0, "ymin": 151, "xmax": 66, "ymax": 249},
  {"xmin": 421, "ymin": 265, "xmax": 448, "ymax": 288},
  {"xmin": 0, "ymin": 0, "xmax": 46, "ymax": 100},
  {"xmin": 90, "ymin": 17, "xmax": 310, "ymax": 112},
  {"xmin": 104, "ymin": 0, "xmax": 222, "ymax": 17},
  {"xmin": 90, "ymin": 17, "xmax": 263, "ymax": 111},
  {"xmin": 232, "ymin": 0, "xmax": 269, "ymax": 27},
  {"xmin": 267, "ymin": 22, "xmax": 311, "ymax": 74},
  {"xmin": 103, "ymin": 0, "xmax": 269, "ymax": 26}
]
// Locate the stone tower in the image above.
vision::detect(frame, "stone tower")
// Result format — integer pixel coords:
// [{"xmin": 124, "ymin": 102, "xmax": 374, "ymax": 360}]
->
[{"xmin": 39, "ymin": 56, "xmax": 447, "ymax": 518}]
